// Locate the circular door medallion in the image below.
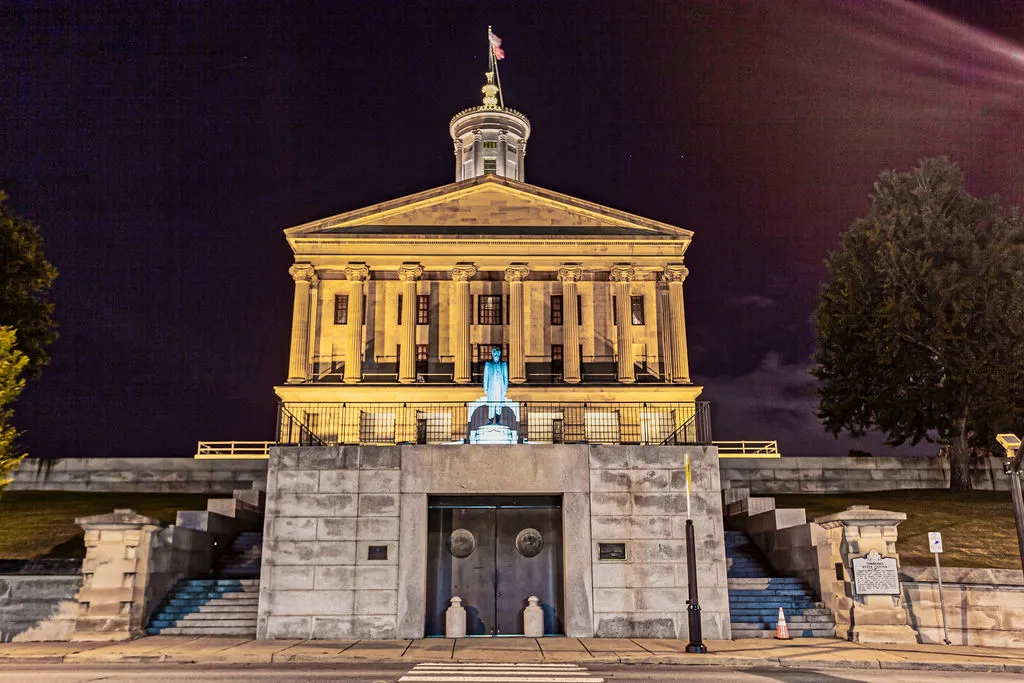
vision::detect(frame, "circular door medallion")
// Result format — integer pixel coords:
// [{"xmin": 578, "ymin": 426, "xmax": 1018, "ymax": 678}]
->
[
  {"xmin": 515, "ymin": 528, "xmax": 544, "ymax": 558},
  {"xmin": 449, "ymin": 528, "xmax": 476, "ymax": 558}
]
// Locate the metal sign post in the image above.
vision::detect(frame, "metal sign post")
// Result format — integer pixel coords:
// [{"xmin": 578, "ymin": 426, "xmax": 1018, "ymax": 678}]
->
[{"xmin": 929, "ymin": 531, "xmax": 950, "ymax": 645}]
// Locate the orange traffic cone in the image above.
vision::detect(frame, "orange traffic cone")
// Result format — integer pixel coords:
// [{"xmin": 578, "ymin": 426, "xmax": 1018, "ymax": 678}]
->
[{"xmin": 775, "ymin": 606, "xmax": 791, "ymax": 640}]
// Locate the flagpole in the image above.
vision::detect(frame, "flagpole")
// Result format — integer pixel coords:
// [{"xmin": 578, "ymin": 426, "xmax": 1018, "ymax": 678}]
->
[{"xmin": 489, "ymin": 25, "xmax": 505, "ymax": 109}]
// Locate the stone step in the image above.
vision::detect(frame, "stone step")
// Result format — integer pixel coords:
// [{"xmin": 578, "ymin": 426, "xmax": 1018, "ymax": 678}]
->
[
  {"xmin": 731, "ymin": 614, "xmax": 835, "ymax": 624},
  {"xmin": 179, "ymin": 579, "xmax": 259, "ymax": 587},
  {"xmin": 150, "ymin": 616, "xmax": 257, "ymax": 628},
  {"xmin": 727, "ymin": 590, "xmax": 816, "ymax": 598},
  {"xmin": 146, "ymin": 626, "xmax": 257, "ymax": 636},
  {"xmin": 731, "ymin": 626, "xmax": 836, "ymax": 639},
  {"xmin": 159, "ymin": 603, "xmax": 260, "ymax": 615},
  {"xmin": 730, "ymin": 607, "xmax": 832, "ymax": 617},
  {"xmin": 175, "ymin": 612, "xmax": 258, "ymax": 623}
]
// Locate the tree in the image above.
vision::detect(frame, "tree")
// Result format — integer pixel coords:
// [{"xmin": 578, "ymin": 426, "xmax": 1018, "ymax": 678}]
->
[
  {"xmin": 0, "ymin": 190, "xmax": 57, "ymax": 378},
  {"xmin": 812, "ymin": 157, "xmax": 1024, "ymax": 490},
  {"xmin": 0, "ymin": 327, "xmax": 28, "ymax": 496}
]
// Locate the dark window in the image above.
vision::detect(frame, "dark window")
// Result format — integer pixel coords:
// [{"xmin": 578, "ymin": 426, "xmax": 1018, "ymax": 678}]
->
[
  {"xmin": 416, "ymin": 344, "xmax": 428, "ymax": 374},
  {"xmin": 552, "ymin": 344, "xmax": 564, "ymax": 380},
  {"xmin": 335, "ymin": 294, "xmax": 349, "ymax": 325},
  {"xmin": 478, "ymin": 295, "xmax": 502, "ymax": 325},
  {"xmin": 577, "ymin": 294, "xmax": 583, "ymax": 325},
  {"xmin": 477, "ymin": 344, "xmax": 508, "ymax": 362},
  {"xmin": 631, "ymin": 296, "xmax": 645, "ymax": 325},
  {"xmin": 483, "ymin": 141, "xmax": 497, "ymax": 149},
  {"xmin": 417, "ymin": 294, "xmax": 430, "ymax": 325},
  {"xmin": 397, "ymin": 294, "xmax": 403, "ymax": 325},
  {"xmin": 612, "ymin": 295, "xmax": 617, "ymax": 326},
  {"xmin": 551, "ymin": 295, "xmax": 564, "ymax": 325},
  {"xmin": 484, "ymin": 159, "xmax": 496, "ymax": 174}
]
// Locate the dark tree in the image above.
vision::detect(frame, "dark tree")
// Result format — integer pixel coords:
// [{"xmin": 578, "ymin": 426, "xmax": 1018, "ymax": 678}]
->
[
  {"xmin": 0, "ymin": 191, "xmax": 57, "ymax": 378},
  {"xmin": 813, "ymin": 157, "xmax": 1024, "ymax": 490}
]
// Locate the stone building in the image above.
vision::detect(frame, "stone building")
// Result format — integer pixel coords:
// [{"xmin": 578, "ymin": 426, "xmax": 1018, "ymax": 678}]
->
[{"xmin": 257, "ymin": 72, "xmax": 729, "ymax": 641}]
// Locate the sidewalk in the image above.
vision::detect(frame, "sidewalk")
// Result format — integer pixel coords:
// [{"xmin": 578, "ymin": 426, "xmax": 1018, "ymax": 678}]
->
[{"xmin": 1, "ymin": 636, "xmax": 1023, "ymax": 673}]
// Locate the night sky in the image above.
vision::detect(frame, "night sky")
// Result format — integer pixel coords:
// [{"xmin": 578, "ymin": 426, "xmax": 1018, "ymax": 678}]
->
[{"xmin": 3, "ymin": 1, "xmax": 1023, "ymax": 459}]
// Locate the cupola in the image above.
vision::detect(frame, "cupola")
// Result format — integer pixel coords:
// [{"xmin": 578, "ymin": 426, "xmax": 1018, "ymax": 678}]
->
[{"xmin": 449, "ymin": 72, "xmax": 531, "ymax": 182}]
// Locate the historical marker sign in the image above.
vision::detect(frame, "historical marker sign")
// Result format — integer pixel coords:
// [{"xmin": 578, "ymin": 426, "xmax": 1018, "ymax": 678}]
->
[
  {"xmin": 928, "ymin": 532, "xmax": 943, "ymax": 554},
  {"xmin": 852, "ymin": 549, "xmax": 900, "ymax": 595}
]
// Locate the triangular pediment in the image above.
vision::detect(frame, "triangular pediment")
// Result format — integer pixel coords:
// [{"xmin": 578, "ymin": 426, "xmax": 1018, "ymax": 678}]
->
[{"xmin": 286, "ymin": 175, "xmax": 691, "ymax": 238}]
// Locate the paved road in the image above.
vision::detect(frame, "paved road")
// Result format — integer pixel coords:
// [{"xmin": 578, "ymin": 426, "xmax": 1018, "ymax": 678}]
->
[{"xmin": 0, "ymin": 663, "xmax": 1020, "ymax": 683}]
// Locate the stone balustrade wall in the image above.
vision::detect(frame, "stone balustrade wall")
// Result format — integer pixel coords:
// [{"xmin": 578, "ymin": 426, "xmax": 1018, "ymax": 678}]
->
[{"xmin": 9, "ymin": 457, "xmax": 268, "ymax": 493}]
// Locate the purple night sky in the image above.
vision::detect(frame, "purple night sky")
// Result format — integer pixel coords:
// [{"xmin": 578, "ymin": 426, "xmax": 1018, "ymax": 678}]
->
[{"xmin": 2, "ymin": 1, "xmax": 1023, "ymax": 458}]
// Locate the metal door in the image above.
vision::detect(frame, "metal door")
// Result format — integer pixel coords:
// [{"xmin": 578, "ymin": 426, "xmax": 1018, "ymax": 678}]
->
[{"xmin": 425, "ymin": 496, "xmax": 564, "ymax": 637}]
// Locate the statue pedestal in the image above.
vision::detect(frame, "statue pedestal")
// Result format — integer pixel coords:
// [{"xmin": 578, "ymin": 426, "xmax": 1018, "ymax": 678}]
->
[{"xmin": 470, "ymin": 424, "xmax": 519, "ymax": 444}]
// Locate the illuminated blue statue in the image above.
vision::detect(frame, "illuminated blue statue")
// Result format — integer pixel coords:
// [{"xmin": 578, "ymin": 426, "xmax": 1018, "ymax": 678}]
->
[{"xmin": 482, "ymin": 346, "xmax": 509, "ymax": 424}]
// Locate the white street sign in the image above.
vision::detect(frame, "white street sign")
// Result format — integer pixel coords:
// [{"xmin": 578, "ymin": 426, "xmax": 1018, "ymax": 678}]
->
[{"xmin": 928, "ymin": 531, "xmax": 943, "ymax": 554}]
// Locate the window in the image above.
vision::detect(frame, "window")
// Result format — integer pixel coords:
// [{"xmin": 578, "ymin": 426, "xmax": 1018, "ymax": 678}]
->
[
  {"xmin": 612, "ymin": 296, "xmax": 617, "ymax": 326},
  {"xmin": 577, "ymin": 294, "xmax": 583, "ymax": 325},
  {"xmin": 416, "ymin": 344, "xmax": 428, "ymax": 375},
  {"xmin": 483, "ymin": 141, "xmax": 497, "ymax": 149},
  {"xmin": 550, "ymin": 295, "xmax": 564, "ymax": 325},
  {"xmin": 477, "ymin": 294, "xmax": 502, "ymax": 325},
  {"xmin": 631, "ymin": 295, "xmax": 645, "ymax": 325},
  {"xmin": 335, "ymin": 294, "xmax": 349, "ymax": 325},
  {"xmin": 552, "ymin": 344, "xmax": 564, "ymax": 380},
  {"xmin": 476, "ymin": 344, "xmax": 508, "ymax": 362},
  {"xmin": 484, "ymin": 159, "xmax": 496, "ymax": 175},
  {"xmin": 417, "ymin": 294, "xmax": 430, "ymax": 325},
  {"xmin": 397, "ymin": 294, "xmax": 403, "ymax": 325}
]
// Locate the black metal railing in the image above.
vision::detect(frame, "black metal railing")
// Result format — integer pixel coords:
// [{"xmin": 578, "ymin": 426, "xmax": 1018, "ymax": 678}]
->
[{"xmin": 276, "ymin": 401, "xmax": 711, "ymax": 446}]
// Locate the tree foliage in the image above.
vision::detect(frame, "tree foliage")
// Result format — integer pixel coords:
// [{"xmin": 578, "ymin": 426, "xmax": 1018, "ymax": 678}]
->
[
  {"xmin": 0, "ymin": 327, "xmax": 28, "ymax": 496},
  {"xmin": 0, "ymin": 190, "xmax": 57, "ymax": 379},
  {"xmin": 812, "ymin": 157, "xmax": 1024, "ymax": 490}
]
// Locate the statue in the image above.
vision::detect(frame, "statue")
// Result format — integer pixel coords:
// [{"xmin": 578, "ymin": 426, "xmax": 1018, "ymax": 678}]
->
[{"xmin": 482, "ymin": 346, "xmax": 509, "ymax": 424}]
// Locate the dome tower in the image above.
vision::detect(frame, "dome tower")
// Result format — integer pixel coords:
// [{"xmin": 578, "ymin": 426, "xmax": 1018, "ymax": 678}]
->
[{"xmin": 449, "ymin": 71, "xmax": 531, "ymax": 182}]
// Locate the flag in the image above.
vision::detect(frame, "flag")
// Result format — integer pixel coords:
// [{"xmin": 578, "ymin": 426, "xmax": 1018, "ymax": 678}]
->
[{"xmin": 489, "ymin": 30, "xmax": 505, "ymax": 60}]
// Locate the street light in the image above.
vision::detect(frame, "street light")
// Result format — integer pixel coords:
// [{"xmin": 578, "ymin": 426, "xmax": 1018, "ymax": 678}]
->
[{"xmin": 995, "ymin": 433, "xmax": 1024, "ymax": 571}]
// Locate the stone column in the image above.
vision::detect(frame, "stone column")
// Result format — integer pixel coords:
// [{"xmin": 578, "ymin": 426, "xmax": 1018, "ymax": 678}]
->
[
  {"xmin": 398, "ymin": 263, "xmax": 423, "ymax": 384},
  {"xmin": 611, "ymin": 265, "xmax": 636, "ymax": 384},
  {"xmin": 663, "ymin": 264, "xmax": 691, "ymax": 383},
  {"xmin": 450, "ymin": 264, "xmax": 477, "ymax": 384},
  {"xmin": 343, "ymin": 264, "xmax": 369, "ymax": 384},
  {"xmin": 558, "ymin": 265, "xmax": 583, "ymax": 383},
  {"xmin": 473, "ymin": 130, "xmax": 483, "ymax": 177},
  {"xmin": 72, "ymin": 509, "xmax": 163, "ymax": 641},
  {"xmin": 497, "ymin": 131, "xmax": 507, "ymax": 177},
  {"xmin": 518, "ymin": 141, "xmax": 526, "ymax": 182},
  {"xmin": 816, "ymin": 506, "xmax": 918, "ymax": 644},
  {"xmin": 306, "ymin": 271, "xmax": 320, "ymax": 378},
  {"xmin": 454, "ymin": 138, "xmax": 464, "ymax": 181},
  {"xmin": 505, "ymin": 265, "xmax": 530, "ymax": 384},
  {"xmin": 287, "ymin": 264, "xmax": 315, "ymax": 383}
]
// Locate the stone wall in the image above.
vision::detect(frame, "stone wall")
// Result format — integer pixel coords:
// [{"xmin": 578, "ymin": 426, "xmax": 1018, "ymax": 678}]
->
[
  {"xmin": 258, "ymin": 443, "xmax": 730, "ymax": 641},
  {"xmin": 721, "ymin": 456, "xmax": 1007, "ymax": 494},
  {"xmin": 589, "ymin": 445, "xmax": 729, "ymax": 639},
  {"xmin": 9, "ymin": 457, "xmax": 268, "ymax": 493},
  {"xmin": 902, "ymin": 576, "xmax": 1024, "ymax": 647},
  {"xmin": 0, "ymin": 574, "xmax": 81, "ymax": 642}
]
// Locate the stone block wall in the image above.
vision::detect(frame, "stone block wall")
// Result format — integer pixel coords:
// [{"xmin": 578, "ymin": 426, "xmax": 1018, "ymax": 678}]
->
[
  {"xmin": 902, "ymin": 581, "xmax": 1024, "ymax": 647},
  {"xmin": 0, "ymin": 574, "xmax": 81, "ymax": 642},
  {"xmin": 588, "ymin": 445, "xmax": 730, "ymax": 639},
  {"xmin": 721, "ymin": 456, "xmax": 1008, "ymax": 494},
  {"xmin": 258, "ymin": 446, "xmax": 402, "ymax": 639},
  {"xmin": 10, "ymin": 457, "xmax": 268, "ymax": 493}
]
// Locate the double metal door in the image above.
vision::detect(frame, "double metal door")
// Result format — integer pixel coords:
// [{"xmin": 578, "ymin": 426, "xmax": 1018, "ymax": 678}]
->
[{"xmin": 426, "ymin": 496, "xmax": 564, "ymax": 636}]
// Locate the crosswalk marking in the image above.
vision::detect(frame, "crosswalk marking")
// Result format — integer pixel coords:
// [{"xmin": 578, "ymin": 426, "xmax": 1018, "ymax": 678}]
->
[{"xmin": 398, "ymin": 662, "xmax": 604, "ymax": 683}]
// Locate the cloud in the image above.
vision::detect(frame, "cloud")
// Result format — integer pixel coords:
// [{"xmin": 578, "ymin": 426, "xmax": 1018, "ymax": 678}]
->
[{"xmin": 698, "ymin": 352, "xmax": 935, "ymax": 457}]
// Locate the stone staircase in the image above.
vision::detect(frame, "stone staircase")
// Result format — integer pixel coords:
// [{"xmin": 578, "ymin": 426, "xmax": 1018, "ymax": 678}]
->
[
  {"xmin": 727, "ymin": 530, "xmax": 835, "ymax": 638},
  {"xmin": 145, "ymin": 532, "xmax": 262, "ymax": 636}
]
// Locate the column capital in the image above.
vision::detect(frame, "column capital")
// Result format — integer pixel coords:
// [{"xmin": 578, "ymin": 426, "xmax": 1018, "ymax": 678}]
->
[
  {"xmin": 504, "ymin": 264, "xmax": 531, "ymax": 282},
  {"xmin": 398, "ymin": 263, "xmax": 424, "ymax": 281},
  {"xmin": 663, "ymin": 264, "xmax": 690, "ymax": 283},
  {"xmin": 450, "ymin": 264, "xmax": 478, "ymax": 282},
  {"xmin": 557, "ymin": 265, "xmax": 583, "ymax": 283},
  {"xmin": 289, "ymin": 263, "xmax": 315, "ymax": 283},
  {"xmin": 610, "ymin": 265, "xmax": 636, "ymax": 283},
  {"xmin": 344, "ymin": 264, "xmax": 370, "ymax": 281}
]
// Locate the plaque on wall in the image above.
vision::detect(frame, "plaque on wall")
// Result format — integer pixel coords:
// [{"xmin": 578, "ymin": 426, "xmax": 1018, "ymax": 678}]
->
[
  {"xmin": 598, "ymin": 542, "xmax": 627, "ymax": 561},
  {"xmin": 367, "ymin": 545, "xmax": 388, "ymax": 561},
  {"xmin": 852, "ymin": 549, "xmax": 900, "ymax": 595}
]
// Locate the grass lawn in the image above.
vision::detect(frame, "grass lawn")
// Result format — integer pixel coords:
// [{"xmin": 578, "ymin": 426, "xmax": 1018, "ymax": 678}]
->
[
  {"xmin": 774, "ymin": 490, "xmax": 1020, "ymax": 569},
  {"xmin": 0, "ymin": 491, "xmax": 214, "ymax": 559}
]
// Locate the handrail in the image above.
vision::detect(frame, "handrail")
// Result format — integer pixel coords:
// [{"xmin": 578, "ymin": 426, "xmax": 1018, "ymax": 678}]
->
[
  {"xmin": 714, "ymin": 440, "xmax": 780, "ymax": 458},
  {"xmin": 195, "ymin": 441, "xmax": 273, "ymax": 459},
  {"xmin": 659, "ymin": 401, "xmax": 712, "ymax": 446}
]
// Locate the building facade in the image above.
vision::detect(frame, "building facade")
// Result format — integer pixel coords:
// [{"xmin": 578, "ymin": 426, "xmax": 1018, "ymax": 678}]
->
[{"xmin": 257, "ymin": 73, "xmax": 729, "ymax": 642}]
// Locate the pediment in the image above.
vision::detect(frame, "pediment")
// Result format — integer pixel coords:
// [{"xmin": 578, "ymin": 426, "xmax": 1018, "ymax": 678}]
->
[{"xmin": 286, "ymin": 176, "xmax": 691, "ymax": 238}]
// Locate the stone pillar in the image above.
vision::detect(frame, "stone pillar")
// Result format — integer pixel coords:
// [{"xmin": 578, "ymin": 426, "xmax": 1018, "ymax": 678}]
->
[
  {"xmin": 497, "ymin": 131, "xmax": 507, "ymax": 177},
  {"xmin": 343, "ymin": 264, "xmax": 369, "ymax": 384},
  {"xmin": 663, "ymin": 264, "xmax": 691, "ymax": 383},
  {"xmin": 611, "ymin": 265, "xmax": 636, "ymax": 384},
  {"xmin": 454, "ymin": 138, "xmax": 464, "ymax": 181},
  {"xmin": 505, "ymin": 265, "xmax": 530, "ymax": 384},
  {"xmin": 473, "ymin": 130, "xmax": 483, "ymax": 177},
  {"xmin": 558, "ymin": 265, "xmax": 583, "ymax": 384},
  {"xmin": 306, "ymin": 271, "xmax": 320, "ymax": 378},
  {"xmin": 72, "ymin": 509, "xmax": 163, "ymax": 641},
  {"xmin": 518, "ymin": 141, "xmax": 526, "ymax": 182},
  {"xmin": 286, "ymin": 264, "xmax": 315, "ymax": 383},
  {"xmin": 398, "ymin": 263, "xmax": 423, "ymax": 384},
  {"xmin": 815, "ymin": 506, "xmax": 918, "ymax": 644},
  {"xmin": 450, "ymin": 264, "xmax": 477, "ymax": 384}
]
